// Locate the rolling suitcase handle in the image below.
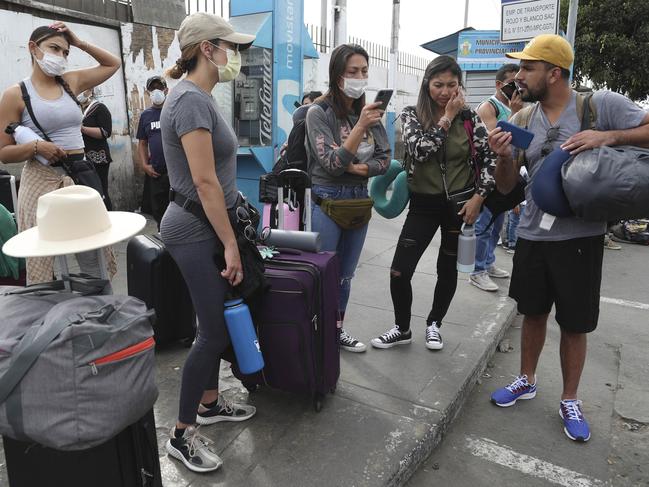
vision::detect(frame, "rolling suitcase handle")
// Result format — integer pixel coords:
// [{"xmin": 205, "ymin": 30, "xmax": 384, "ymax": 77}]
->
[{"xmin": 276, "ymin": 169, "xmax": 311, "ymax": 232}]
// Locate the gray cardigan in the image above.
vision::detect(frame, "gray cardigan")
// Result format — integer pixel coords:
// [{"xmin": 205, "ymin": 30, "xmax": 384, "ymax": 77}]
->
[{"xmin": 305, "ymin": 102, "xmax": 391, "ymax": 187}]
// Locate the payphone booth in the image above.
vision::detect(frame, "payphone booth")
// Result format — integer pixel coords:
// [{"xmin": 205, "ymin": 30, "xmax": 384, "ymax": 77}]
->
[{"xmin": 219, "ymin": 0, "xmax": 319, "ymax": 212}]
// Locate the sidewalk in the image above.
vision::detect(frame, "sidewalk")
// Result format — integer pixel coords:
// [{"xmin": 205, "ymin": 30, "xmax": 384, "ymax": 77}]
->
[{"xmin": 0, "ymin": 210, "xmax": 517, "ymax": 487}]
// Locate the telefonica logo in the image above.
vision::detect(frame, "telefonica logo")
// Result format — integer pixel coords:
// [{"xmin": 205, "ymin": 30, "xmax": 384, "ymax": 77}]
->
[{"xmin": 259, "ymin": 48, "xmax": 273, "ymax": 146}]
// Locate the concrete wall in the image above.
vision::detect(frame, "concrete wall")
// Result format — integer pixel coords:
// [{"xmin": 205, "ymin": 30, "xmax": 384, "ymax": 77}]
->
[{"xmin": 0, "ymin": 8, "xmax": 134, "ymax": 209}]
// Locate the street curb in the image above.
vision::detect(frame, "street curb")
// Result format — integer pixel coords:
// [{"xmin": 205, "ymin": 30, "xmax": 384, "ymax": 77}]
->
[{"xmin": 387, "ymin": 296, "xmax": 518, "ymax": 486}]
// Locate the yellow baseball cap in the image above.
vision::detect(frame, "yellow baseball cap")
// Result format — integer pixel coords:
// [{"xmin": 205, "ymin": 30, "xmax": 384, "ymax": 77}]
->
[{"xmin": 506, "ymin": 34, "xmax": 574, "ymax": 70}]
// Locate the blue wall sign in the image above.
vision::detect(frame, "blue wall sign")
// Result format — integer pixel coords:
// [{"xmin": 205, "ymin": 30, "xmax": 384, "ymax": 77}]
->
[{"xmin": 457, "ymin": 30, "xmax": 525, "ymax": 71}]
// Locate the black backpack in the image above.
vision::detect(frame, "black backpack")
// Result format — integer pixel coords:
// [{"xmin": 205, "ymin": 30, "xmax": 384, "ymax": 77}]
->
[{"xmin": 259, "ymin": 100, "xmax": 329, "ymax": 204}]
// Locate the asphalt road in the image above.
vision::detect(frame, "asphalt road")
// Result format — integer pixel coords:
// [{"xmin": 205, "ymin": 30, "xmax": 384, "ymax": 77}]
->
[{"xmin": 408, "ymin": 241, "xmax": 649, "ymax": 487}]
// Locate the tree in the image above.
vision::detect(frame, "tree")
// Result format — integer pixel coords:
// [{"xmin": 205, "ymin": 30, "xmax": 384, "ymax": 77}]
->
[{"xmin": 560, "ymin": 0, "xmax": 649, "ymax": 101}]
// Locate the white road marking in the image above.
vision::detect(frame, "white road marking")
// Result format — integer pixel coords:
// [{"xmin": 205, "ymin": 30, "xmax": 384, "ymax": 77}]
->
[
  {"xmin": 465, "ymin": 436, "xmax": 603, "ymax": 487},
  {"xmin": 600, "ymin": 296, "xmax": 649, "ymax": 311}
]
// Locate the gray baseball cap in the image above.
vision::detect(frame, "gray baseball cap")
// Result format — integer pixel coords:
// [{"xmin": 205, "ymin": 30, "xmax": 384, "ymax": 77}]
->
[{"xmin": 178, "ymin": 12, "xmax": 255, "ymax": 50}]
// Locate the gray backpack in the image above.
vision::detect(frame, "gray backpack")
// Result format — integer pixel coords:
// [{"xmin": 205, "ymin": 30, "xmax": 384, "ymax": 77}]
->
[
  {"xmin": 562, "ymin": 145, "xmax": 649, "ymax": 221},
  {"xmin": 0, "ymin": 278, "xmax": 157, "ymax": 450}
]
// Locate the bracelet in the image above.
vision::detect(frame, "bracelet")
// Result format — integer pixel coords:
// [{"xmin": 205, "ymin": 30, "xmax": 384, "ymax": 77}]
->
[
  {"xmin": 438, "ymin": 116, "xmax": 452, "ymax": 130},
  {"xmin": 33, "ymin": 140, "xmax": 38, "ymax": 157}
]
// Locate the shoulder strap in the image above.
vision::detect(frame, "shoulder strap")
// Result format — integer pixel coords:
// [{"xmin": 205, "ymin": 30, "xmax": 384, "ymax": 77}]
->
[
  {"xmin": 19, "ymin": 81, "xmax": 52, "ymax": 143},
  {"xmin": 576, "ymin": 92, "xmax": 597, "ymax": 131},
  {"xmin": 0, "ymin": 314, "xmax": 79, "ymax": 404},
  {"xmin": 511, "ymin": 104, "xmax": 536, "ymax": 167}
]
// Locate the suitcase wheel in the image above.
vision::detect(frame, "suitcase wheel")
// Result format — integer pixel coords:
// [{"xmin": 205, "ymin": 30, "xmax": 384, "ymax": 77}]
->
[
  {"xmin": 243, "ymin": 382, "xmax": 258, "ymax": 393},
  {"xmin": 313, "ymin": 393, "xmax": 324, "ymax": 412}
]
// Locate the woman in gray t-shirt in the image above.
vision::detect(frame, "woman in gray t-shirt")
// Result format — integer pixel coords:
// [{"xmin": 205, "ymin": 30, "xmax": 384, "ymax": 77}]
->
[{"xmin": 158, "ymin": 12, "xmax": 256, "ymax": 473}]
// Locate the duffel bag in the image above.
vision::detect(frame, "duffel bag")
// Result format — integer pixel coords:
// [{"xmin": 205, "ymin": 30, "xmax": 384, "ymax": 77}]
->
[
  {"xmin": 0, "ymin": 281, "xmax": 157, "ymax": 451},
  {"xmin": 562, "ymin": 145, "xmax": 649, "ymax": 221}
]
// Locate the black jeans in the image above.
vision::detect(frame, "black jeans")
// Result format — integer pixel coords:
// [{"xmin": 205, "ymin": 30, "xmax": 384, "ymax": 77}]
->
[
  {"xmin": 93, "ymin": 163, "xmax": 112, "ymax": 211},
  {"xmin": 390, "ymin": 193, "xmax": 463, "ymax": 331}
]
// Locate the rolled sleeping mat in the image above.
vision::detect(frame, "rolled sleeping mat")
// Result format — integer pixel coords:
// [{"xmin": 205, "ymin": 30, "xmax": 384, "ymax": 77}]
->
[
  {"xmin": 530, "ymin": 148, "xmax": 574, "ymax": 218},
  {"xmin": 370, "ymin": 160, "xmax": 410, "ymax": 219},
  {"xmin": 263, "ymin": 229, "xmax": 321, "ymax": 253}
]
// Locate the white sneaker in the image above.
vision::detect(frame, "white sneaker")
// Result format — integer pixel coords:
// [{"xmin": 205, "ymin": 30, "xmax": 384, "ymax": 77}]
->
[
  {"xmin": 425, "ymin": 322, "xmax": 443, "ymax": 350},
  {"xmin": 487, "ymin": 265, "xmax": 510, "ymax": 279},
  {"xmin": 340, "ymin": 329, "xmax": 367, "ymax": 352},
  {"xmin": 470, "ymin": 272, "xmax": 499, "ymax": 292}
]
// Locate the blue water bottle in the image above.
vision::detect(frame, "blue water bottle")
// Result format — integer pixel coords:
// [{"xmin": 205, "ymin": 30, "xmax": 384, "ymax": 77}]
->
[{"xmin": 223, "ymin": 298, "xmax": 264, "ymax": 374}]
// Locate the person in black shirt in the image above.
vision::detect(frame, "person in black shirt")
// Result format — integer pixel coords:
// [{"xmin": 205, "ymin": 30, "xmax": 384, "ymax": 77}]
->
[
  {"xmin": 136, "ymin": 76, "xmax": 169, "ymax": 227},
  {"xmin": 79, "ymin": 88, "xmax": 113, "ymax": 209}
]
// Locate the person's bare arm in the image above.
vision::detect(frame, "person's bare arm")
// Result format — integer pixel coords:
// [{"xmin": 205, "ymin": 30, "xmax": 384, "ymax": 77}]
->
[
  {"xmin": 51, "ymin": 21, "xmax": 121, "ymax": 95},
  {"xmin": 488, "ymin": 127, "xmax": 518, "ymax": 194},
  {"xmin": 81, "ymin": 126, "xmax": 104, "ymax": 139},
  {"xmin": 562, "ymin": 112, "xmax": 649, "ymax": 153},
  {"xmin": 181, "ymin": 129, "xmax": 243, "ymax": 286},
  {"xmin": 0, "ymin": 85, "xmax": 66, "ymax": 163},
  {"xmin": 477, "ymin": 102, "xmax": 498, "ymax": 132},
  {"xmin": 137, "ymin": 139, "xmax": 159, "ymax": 177}
]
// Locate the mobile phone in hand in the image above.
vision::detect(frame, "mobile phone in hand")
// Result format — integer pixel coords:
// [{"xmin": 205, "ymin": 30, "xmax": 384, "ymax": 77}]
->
[
  {"xmin": 500, "ymin": 81, "xmax": 518, "ymax": 101},
  {"xmin": 496, "ymin": 120, "xmax": 535, "ymax": 150},
  {"xmin": 373, "ymin": 89, "xmax": 393, "ymax": 111}
]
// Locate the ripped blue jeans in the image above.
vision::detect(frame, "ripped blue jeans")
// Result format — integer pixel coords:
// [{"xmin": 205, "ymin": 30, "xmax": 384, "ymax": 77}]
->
[{"xmin": 311, "ymin": 184, "xmax": 369, "ymax": 314}]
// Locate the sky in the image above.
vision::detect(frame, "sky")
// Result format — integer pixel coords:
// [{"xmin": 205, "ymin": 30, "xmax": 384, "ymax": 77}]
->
[{"xmin": 303, "ymin": 0, "xmax": 503, "ymax": 60}]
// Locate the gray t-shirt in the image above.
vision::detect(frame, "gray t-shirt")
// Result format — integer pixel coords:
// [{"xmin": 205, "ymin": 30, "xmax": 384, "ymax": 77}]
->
[
  {"xmin": 517, "ymin": 91, "xmax": 647, "ymax": 241},
  {"xmin": 159, "ymin": 79, "xmax": 238, "ymax": 244}
]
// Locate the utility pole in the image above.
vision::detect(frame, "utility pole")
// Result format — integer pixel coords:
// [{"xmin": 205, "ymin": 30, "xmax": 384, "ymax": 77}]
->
[
  {"xmin": 320, "ymin": 0, "xmax": 328, "ymax": 31},
  {"xmin": 386, "ymin": 0, "xmax": 400, "ymax": 162},
  {"xmin": 463, "ymin": 0, "xmax": 470, "ymax": 28},
  {"xmin": 566, "ymin": 0, "xmax": 579, "ymax": 48},
  {"xmin": 388, "ymin": 0, "xmax": 400, "ymax": 95},
  {"xmin": 333, "ymin": 0, "xmax": 347, "ymax": 47}
]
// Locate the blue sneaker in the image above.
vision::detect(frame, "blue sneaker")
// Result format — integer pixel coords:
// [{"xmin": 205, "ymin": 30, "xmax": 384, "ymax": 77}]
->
[
  {"xmin": 559, "ymin": 399, "xmax": 591, "ymax": 442},
  {"xmin": 491, "ymin": 375, "xmax": 537, "ymax": 407}
]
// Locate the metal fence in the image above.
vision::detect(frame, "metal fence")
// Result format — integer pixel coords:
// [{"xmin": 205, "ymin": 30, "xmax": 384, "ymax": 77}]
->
[
  {"xmin": 306, "ymin": 24, "xmax": 428, "ymax": 76},
  {"xmin": 185, "ymin": 0, "xmax": 224, "ymax": 15}
]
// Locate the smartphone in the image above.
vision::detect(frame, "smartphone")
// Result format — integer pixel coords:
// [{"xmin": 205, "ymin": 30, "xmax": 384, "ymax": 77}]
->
[
  {"xmin": 496, "ymin": 120, "xmax": 535, "ymax": 150},
  {"xmin": 373, "ymin": 89, "xmax": 393, "ymax": 111},
  {"xmin": 500, "ymin": 81, "xmax": 518, "ymax": 101}
]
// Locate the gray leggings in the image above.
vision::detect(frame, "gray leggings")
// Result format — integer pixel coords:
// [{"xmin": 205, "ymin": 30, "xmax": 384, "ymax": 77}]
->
[{"xmin": 165, "ymin": 237, "xmax": 229, "ymax": 425}]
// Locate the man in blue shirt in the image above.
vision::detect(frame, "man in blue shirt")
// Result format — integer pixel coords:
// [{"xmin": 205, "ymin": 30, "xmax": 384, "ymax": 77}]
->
[{"xmin": 136, "ymin": 76, "xmax": 169, "ymax": 228}]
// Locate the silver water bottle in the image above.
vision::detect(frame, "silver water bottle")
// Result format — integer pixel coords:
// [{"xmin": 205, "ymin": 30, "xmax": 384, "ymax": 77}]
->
[{"xmin": 457, "ymin": 223, "xmax": 476, "ymax": 273}]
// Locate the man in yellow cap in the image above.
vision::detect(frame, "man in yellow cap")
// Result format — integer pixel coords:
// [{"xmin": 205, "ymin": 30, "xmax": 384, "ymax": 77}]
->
[{"xmin": 487, "ymin": 34, "xmax": 649, "ymax": 442}]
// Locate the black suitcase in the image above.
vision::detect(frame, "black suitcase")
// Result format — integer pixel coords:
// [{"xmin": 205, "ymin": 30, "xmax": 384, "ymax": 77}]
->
[
  {"xmin": 127, "ymin": 234, "xmax": 195, "ymax": 346},
  {"xmin": 3, "ymin": 410, "xmax": 162, "ymax": 487}
]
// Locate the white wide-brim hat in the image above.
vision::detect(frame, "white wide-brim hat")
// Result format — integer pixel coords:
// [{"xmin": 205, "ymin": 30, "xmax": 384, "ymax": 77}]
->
[{"xmin": 2, "ymin": 185, "xmax": 146, "ymax": 258}]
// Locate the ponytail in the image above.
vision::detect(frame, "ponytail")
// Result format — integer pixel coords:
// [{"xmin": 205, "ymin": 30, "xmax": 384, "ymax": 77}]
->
[{"xmin": 166, "ymin": 43, "xmax": 202, "ymax": 79}]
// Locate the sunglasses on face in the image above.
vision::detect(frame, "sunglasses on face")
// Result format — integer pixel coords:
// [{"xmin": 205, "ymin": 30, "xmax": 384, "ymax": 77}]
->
[{"xmin": 540, "ymin": 126, "xmax": 561, "ymax": 157}]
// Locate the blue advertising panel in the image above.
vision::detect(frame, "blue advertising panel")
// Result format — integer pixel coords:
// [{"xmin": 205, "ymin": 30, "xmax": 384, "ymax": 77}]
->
[
  {"xmin": 457, "ymin": 30, "xmax": 525, "ymax": 71},
  {"xmin": 273, "ymin": 0, "xmax": 304, "ymax": 149}
]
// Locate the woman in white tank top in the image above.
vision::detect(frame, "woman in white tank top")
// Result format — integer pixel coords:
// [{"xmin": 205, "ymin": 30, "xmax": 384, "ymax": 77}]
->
[{"xmin": 0, "ymin": 22, "xmax": 121, "ymax": 284}]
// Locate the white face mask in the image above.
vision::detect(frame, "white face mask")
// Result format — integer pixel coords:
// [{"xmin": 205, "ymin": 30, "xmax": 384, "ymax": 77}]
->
[
  {"xmin": 341, "ymin": 77, "xmax": 368, "ymax": 99},
  {"xmin": 77, "ymin": 93, "xmax": 89, "ymax": 104},
  {"xmin": 207, "ymin": 42, "xmax": 242, "ymax": 83},
  {"xmin": 150, "ymin": 89, "xmax": 166, "ymax": 106},
  {"xmin": 35, "ymin": 47, "xmax": 68, "ymax": 77}
]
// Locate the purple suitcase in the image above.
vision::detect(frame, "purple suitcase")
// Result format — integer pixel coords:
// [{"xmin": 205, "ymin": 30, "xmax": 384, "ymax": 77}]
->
[{"xmin": 232, "ymin": 249, "xmax": 340, "ymax": 411}]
